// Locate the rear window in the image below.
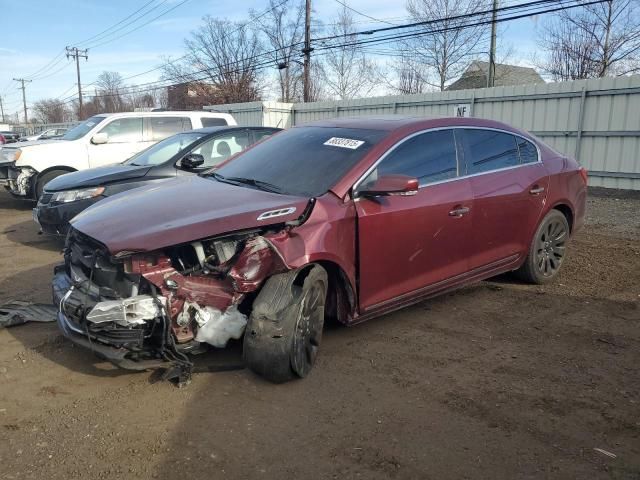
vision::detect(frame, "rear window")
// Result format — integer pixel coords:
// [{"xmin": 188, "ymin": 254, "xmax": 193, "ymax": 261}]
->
[
  {"xmin": 150, "ymin": 117, "xmax": 193, "ymax": 141},
  {"xmin": 214, "ymin": 126, "xmax": 387, "ymax": 197},
  {"xmin": 517, "ymin": 137, "xmax": 538, "ymax": 164},
  {"xmin": 201, "ymin": 117, "xmax": 228, "ymax": 127},
  {"xmin": 464, "ymin": 129, "xmax": 519, "ymax": 174}
]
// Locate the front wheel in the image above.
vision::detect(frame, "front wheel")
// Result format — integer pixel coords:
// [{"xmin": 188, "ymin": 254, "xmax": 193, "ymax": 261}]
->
[
  {"xmin": 35, "ymin": 170, "xmax": 69, "ymax": 200},
  {"xmin": 243, "ymin": 265, "xmax": 327, "ymax": 383},
  {"xmin": 515, "ymin": 209, "xmax": 570, "ymax": 284}
]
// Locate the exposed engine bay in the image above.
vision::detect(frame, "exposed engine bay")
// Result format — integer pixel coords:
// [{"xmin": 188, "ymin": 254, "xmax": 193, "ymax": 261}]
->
[{"xmin": 53, "ymin": 226, "xmax": 292, "ymax": 384}]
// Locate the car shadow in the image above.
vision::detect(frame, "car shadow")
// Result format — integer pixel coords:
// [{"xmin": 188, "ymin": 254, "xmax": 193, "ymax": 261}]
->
[
  {"xmin": 0, "ymin": 191, "xmax": 34, "ymax": 211},
  {"xmin": 4, "ymin": 219, "xmax": 65, "ymax": 252}
]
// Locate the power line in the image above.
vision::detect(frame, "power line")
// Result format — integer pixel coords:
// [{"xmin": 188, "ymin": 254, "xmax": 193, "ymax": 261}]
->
[
  {"xmin": 332, "ymin": 0, "xmax": 397, "ymax": 26},
  {"xmin": 70, "ymin": 0, "xmax": 583, "ymax": 101},
  {"xmin": 74, "ymin": 0, "xmax": 158, "ymax": 47},
  {"xmin": 84, "ymin": 0, "xmax": 191, "ymax": 50},
  {"xmin": 13, "ymin": 0, "xmax": 179, "ymax": 83},
  {"xmin": 80, "ymin": 0, "xmax": 293, "ymax": 92},
  {"xmin": 59, "ymin": 0, "xmax": 604, "ymax": 106},
  {"xmin": 312, "ymin": 0, "xmax": 603, "ymax": 52}
]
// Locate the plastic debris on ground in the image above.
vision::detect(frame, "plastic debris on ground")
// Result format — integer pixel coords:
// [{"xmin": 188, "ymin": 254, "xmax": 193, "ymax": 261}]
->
[{"xmin": 0, "ymin": 301, "xmax": 57, "ymax": 328}]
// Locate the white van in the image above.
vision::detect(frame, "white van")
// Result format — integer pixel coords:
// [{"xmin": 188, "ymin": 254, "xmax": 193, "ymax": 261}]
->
[{"xmin": 0, "ymin": 111, "xmax": 236, "ymax": 200}]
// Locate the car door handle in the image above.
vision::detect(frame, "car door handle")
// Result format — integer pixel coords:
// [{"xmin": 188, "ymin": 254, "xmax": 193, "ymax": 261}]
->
[
  {"xmin": 529, "ymin": 186, "xmax": 545, "ymax": 195},
  {"xmin": 448, "ymin": 206, "xmax": 470, "ymax": 217}
]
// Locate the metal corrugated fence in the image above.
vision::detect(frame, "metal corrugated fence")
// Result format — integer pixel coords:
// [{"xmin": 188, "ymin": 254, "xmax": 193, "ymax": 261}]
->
[{"xmin": 207, "ymin": 75, "xmax": 640, "ymax": 190}]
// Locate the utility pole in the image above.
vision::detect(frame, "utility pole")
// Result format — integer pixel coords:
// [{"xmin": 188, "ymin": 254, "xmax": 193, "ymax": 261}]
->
[
  {"xmin": 487, "ymin": 0, "xmax": 498, "ymax": 88},
  {"xmin": 66, "ymin": 46, "xmax": 88, "ymax": 119},
  {"xmin": 302, "ymin": 0, "xmax": 312, "ymax": 102},
  {"xmin": 0, "ymin": 95, "xmax": 5, "ymax": 123},
  {"xmin": 13, "ymin": 78, "xmax": 32, "ymax": 124}
]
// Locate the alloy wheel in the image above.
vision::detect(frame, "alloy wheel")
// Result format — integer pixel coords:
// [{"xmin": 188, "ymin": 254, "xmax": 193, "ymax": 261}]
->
[{"xmin": 535, "ymin": 219, "xmax": 567, "ymax": 277}]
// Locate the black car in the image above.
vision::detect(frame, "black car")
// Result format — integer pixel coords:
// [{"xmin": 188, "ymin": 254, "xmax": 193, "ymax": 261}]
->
[
  {"xmin": 0, "ymin": 131, "xmax": 20, "ymax": 144},
  {"xmin": 34, "ymin": 126, "xmax": 280, "ymax": 235}
]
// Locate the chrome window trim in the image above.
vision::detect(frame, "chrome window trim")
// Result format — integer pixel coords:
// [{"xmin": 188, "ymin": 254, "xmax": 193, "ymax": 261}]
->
[{"xmin": 352, "ymin": 126, "xmax": 542, "ymax": 195}]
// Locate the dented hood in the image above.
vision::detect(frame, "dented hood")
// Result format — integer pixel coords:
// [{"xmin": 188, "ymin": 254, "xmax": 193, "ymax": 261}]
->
[{"xmin": 71, "ymin": 175, "xmax": 309, "ymax": 254}]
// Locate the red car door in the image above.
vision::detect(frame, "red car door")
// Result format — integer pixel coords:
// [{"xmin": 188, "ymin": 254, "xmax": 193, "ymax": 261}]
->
[
  {"xmin": 461, "ymin": 129, "xmax": 549, "ymax": 271},
  {"xmin": 354, "ymin": 129, "xmax": 474, "ymax": 312}
]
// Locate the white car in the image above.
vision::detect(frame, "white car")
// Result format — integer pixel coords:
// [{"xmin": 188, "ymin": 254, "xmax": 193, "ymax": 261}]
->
[
  {"xmin": 20, "ymin": 127, "xmax": 68, "ymax": 142},
  {"xmin": 0, "ymin": 111, "xmax": 236, "ymax": 200}
]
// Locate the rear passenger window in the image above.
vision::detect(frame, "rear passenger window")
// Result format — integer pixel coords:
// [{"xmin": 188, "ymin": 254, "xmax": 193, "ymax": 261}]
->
[
  {"xmin": 517, "ymin": 137, "xmax": 538, "ymax": 164},
  {"xmin": 150, "ymin": 117, "xmax": 192, "ymax": 141},
  {"xmin": 99, "ymin": 117, "xmax": 143, "ymax": 143},
  {"xmin": 464, "ymin": 130, "xmax": 519, "ymax": 174},
  {"xmin": 371, "ymin": 130, "xmax": 458, "ymax": 185},
  {"xmin": 201, "ymin": 117, "xmax": 228, "ymax": 127}
]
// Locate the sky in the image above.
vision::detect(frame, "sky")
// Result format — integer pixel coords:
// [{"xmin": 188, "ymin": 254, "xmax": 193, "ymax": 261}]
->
[{"xmin": 0, "ymin": 0, "xmax": 543, "ymax": 120}]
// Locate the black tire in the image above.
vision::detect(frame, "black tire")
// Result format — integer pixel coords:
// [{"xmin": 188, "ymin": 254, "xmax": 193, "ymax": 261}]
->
[
  {"xmin": 515, "ymin": 209, "xmax": 570, "ymax": 284},
  {"xmin": 243, "ymin": 265, "xmax": 328, "ymax": 383},
  {"xmin": 35, "ymin": 170, "xmax": 69, "ymax": 200}
]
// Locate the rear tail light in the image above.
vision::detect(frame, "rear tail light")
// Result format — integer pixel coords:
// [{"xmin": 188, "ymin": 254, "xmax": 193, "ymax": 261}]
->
[
  {"xmin": 579, "ymin": 167, "xmax": 588, "ymax": 184},
  {"xmin": 0, "ymin": 134, "xmax": 5, "ymax": 145}
]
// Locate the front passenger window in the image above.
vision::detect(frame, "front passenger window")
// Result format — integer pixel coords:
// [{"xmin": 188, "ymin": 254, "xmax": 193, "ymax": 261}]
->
[
  {"xmin": 98, "ymin": 118, "xmax": 143, "ymax": 143},
  {"xmin": 361, "ymin": 129, "xmax": 458, "ymax": 188}
]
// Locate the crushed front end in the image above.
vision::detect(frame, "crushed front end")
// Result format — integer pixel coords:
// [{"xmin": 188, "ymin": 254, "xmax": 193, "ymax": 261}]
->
[{"xmin": 53, "ymin": 227, "xmax": 290, "ymax": 383}]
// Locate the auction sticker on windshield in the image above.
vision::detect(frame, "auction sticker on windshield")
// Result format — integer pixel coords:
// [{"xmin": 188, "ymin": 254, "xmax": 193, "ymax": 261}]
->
[{"xmin": 323, "ymin": 137, "xmax": 365, "ymax": 149}]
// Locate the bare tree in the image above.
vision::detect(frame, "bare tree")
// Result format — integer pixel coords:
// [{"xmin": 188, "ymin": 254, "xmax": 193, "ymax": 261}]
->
[
  {"xmin": 537, "ymin": 0, "xmax": 640, "ymax": 80},
  {"xmin": 32, "ymin": 99, "xmax": 71, "ymax": 123},
  {"xmin": 251, "ymin": 0, "xmax": 305, "ymax": 102},
  {"xmin": 163, "ymin": 17, "xmax": 265, "ymax": 105},
  {"xmin": 154, "ymin": 88, "xmax": 169, "ymax": 109},
  {"xmin": 95, "ymin": 71, "xmax": 127, "ymax": 113},
  {"xmin": 403, "ymin": 0, "xmax": 489, "ymax": 91},
  {"xmin": 128, "ymin": 92, "xmax": 156, "ymax": 110},
  {"xmin": 321, "ymin": 4, "xmax": 380, "ymax": 99},
  {"xmin": 386, "ymin": 50, "xmax": 430, "ymax": 94}
]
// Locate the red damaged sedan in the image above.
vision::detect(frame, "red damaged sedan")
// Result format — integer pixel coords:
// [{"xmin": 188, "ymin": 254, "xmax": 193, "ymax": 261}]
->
[{"xmin": 53, "ymin": 116, "xmax": 587, "ymax": 383}]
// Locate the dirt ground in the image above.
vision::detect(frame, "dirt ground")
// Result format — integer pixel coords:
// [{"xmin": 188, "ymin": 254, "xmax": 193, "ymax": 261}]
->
[{"xmin": 0, "ymin": 187, "xmax": 638, "ymax": 480}]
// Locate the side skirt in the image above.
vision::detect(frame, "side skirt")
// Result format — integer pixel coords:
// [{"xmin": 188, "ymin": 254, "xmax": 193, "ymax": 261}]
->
[{"xmin": 350, "ymin": 254, "xmax": 521, "ymax": 325}]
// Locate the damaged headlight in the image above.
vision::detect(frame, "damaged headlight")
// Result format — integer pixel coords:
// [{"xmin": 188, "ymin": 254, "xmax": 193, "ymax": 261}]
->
[
  {"xmin": 51, "ymin": 186, "xmax": 105, "ymax": 203},
  {"xmin": 1, "ymin": 148, "xmax": 20, "ymax": 162},
  {"xmin": 86, "ymin": 295, "xmax": 164, "ymax": 326}
]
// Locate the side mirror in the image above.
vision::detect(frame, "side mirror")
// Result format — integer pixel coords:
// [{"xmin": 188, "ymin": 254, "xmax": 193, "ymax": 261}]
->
[
  {"xmin": 358, "ymin": 174, "xmax": 419, "ymax": 197},
  {"xmin": 91, "ymin": 132, "xmax": 108, "ymax": 145},
  {"xmin": 181, "ymin": 153, "xmax": 205, "ymax": 169}
]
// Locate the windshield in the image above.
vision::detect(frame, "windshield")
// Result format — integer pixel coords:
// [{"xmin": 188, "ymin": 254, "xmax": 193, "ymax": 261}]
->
[
  {"xmin": 214, "ymin": 126, "xmax": 387, "ymax": 197},
  {"xmin": 62, "ymin": 116, "xmax": 107, "ymax": 141},
  {"xmin": 125, "ymin": 132, "xmax": 207, "ymax": 166}
]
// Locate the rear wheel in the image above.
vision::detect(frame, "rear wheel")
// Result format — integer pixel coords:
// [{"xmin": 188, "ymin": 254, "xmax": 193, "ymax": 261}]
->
[
  {"xmin": 243, "ymin": 265, "xmax": 327, "ymax": 383},
  {"xmin": 515, "ymin": 209, "xmax": 570, "ymax": 284},
  {"xmin": 35, "ymin": 170, "xmax": 69, "ymax": 200}
]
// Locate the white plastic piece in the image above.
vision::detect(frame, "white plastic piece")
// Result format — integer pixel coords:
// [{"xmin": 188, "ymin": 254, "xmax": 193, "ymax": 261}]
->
[
  {"xmin": 194, "ymin": 305, "xmax": 247, "ymax": 348},
  {"xmin": 86, "ymin": 295, "xmax": 164, "ymax": 326},
  {"xmin": 191, "ymin": 241, "xmax": 206, "ymax": 266}
]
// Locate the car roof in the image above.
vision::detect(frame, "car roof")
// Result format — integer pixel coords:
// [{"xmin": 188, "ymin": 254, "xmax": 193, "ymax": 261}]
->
[
  {"xmin": 184, "ymin": 126, "xmax": 281, "ymax": 135},
  {"xmin": 90, "ymin": 111, "xmax": 233, "ymax": 118},
  {"xmin": 301, "ymin": 115, "xmax": 528, "ymax": 135}
]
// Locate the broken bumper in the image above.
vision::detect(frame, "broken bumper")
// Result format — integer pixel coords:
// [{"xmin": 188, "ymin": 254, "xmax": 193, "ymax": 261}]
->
[
  {"xmin": 52, "ymin": 267, "xmax": 170, "ymax": 370},
  {"xmin": 4, "ymin": 164, "xmax": 36, "ymax": 199}
]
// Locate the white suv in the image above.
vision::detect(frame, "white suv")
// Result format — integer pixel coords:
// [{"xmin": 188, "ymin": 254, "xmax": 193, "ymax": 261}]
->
[{"xmin": 0, "ymin": 111, "xmax": 236, "ymax": 200}]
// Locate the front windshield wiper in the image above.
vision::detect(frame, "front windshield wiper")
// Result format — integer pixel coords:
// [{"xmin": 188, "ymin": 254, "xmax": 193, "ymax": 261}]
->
[{"xmin": 211, "ymin": 173, "xmax": 283, "ymax": 194}]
